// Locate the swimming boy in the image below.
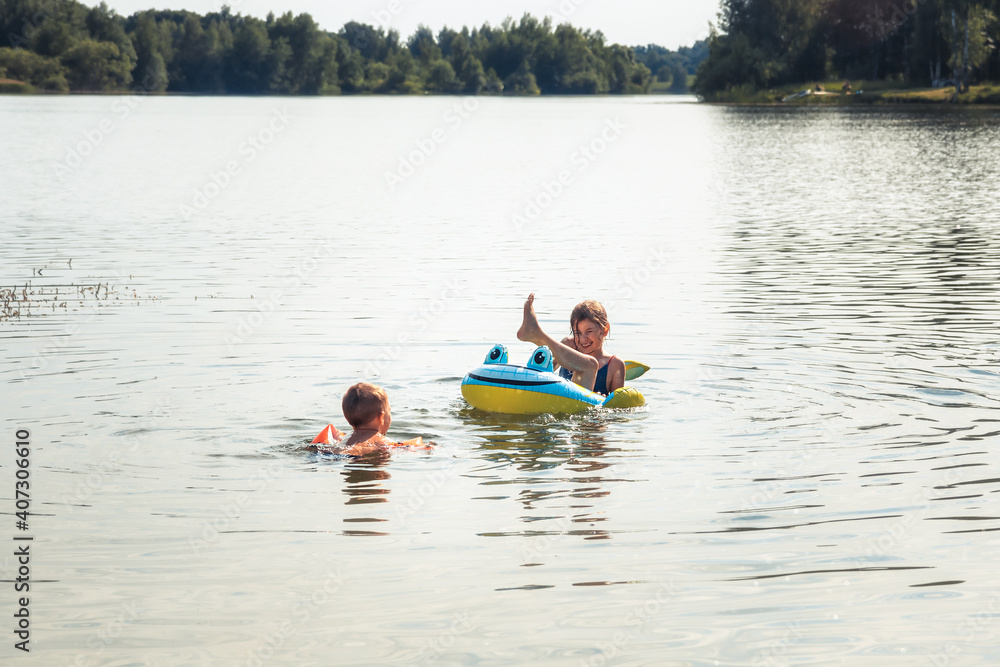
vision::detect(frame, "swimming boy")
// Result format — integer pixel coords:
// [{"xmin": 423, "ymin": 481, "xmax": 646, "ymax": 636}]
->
[
  {"xmin": 309, "ymin": 382, "xmax": 431, "ymax": 457},
  {"xmin": 516, "ymin": 293, "xmax": 625, "ymax": 395}
]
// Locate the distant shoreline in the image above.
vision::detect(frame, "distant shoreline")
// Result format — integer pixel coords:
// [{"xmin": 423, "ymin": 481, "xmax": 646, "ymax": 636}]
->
[
  {"xmin": 0, "ymin": 83, "xmax": 697, "ymax": 98},
  {"xmin": 703, "ymin": 81, "xmax": 1000, "ymax": 106},
  {"xmin": 1, "ymin": 6, "xmax": 705, "ymax": 98}
]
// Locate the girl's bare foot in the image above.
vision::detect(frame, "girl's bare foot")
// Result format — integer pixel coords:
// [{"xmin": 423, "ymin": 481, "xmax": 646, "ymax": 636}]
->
[
  {"xmin": 513, "ymin": 293, "xmax": 599, "ymax": 391},
  {"xmin": 516, "ymin": 293, "xmax": 541, "ymax": 343}
]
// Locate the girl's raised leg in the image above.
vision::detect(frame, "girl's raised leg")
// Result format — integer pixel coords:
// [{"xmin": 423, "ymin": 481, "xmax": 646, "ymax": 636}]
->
[{"xmin": 517, "ymin": 294, "xmax": 599, "ymax": 391}]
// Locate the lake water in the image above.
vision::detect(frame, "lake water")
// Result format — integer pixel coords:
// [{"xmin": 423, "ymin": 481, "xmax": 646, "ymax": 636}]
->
[{"xmin": 2, "ymin": 95, "xmax": 1000, "ymax": 665}]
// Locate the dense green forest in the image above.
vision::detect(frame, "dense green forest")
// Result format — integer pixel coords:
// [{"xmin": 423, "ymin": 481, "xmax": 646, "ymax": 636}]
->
[
  {"xmin": 636, "ymin": 41, "xmax": 709, "ymax": 91},
  {"xmin": 695, "ymin": 0, "xmax": 1000, "ymax": 99},
  {"xmin": 0, "ymin": 0, "xmax": 705, "ymax": 95}
]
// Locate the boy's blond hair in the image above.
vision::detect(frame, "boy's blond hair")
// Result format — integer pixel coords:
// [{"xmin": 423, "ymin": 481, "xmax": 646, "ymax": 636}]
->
[
  {"xmin": 570, "ymin": 300, "xmax": 610, "ymax": 337},
  {"xmin": 342, "ymin": 382, "xmax": 388, "ymax": 428}
]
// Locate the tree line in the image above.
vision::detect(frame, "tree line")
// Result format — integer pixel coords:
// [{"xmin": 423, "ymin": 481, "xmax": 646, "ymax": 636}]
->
[
  {"xmin": 0, "ymin": 0, "xmax": 705, "ymax": 95},
  {"xmin": 694, "ymin": 0, "xmax": 1000, "ymax": 99}
]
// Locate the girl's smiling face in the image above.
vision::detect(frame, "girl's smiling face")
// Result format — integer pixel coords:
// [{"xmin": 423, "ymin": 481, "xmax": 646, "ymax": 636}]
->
[{"xmin": 573, "ymin": 318, "xmax": 607, "ymax": 355}]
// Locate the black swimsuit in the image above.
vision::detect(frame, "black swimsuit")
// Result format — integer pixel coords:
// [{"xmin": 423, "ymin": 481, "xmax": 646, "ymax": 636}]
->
[{"xmin": 559, "ymin": 362, "xmax": 610, "ymax": 395}]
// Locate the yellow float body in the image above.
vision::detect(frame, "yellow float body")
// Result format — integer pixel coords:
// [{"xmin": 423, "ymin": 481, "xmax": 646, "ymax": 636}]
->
[{"xmin": 461, "ymin": 345, "xmax": 646, "ymax": 415}]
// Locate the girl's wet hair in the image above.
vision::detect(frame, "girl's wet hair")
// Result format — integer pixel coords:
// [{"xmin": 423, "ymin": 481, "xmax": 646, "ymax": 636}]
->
[
  {"xmin": 570, "ymin": 300, "xmax": 610, "ymax": 337},
  {"xmin": 342, "ymin": 382, "xmax": 388, "ymax": 428}
]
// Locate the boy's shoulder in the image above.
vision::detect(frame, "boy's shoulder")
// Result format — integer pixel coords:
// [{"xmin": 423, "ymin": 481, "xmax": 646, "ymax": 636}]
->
[
  {"xmin": 342, "ymin": 434, "xmax": 391, "ymax": 457},
  {"xmin": 344, "ymin": 433, "xmax": 431, "ymax": 456},
  {"xmin": 307, "ymin": 424, "xmax": 433, "ymax": 456}
]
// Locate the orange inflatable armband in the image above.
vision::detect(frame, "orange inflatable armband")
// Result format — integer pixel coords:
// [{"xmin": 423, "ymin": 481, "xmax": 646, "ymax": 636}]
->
[
  {"xmin": 311, "ymin": 424, "xmax": 345, "ymax": 446},
  {"xmin": 395, "ymin": 436, "xmax": 434, "ymax": 450}
]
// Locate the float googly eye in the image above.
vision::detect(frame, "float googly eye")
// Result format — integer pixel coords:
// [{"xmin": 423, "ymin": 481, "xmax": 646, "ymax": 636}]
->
[
  {"xmin": 527, "ymin": 346, "xmax": 553, "ymax": 372},
  {"xmin": 484, "ymin": 344, "xmax": 508, "ymax": 364}
]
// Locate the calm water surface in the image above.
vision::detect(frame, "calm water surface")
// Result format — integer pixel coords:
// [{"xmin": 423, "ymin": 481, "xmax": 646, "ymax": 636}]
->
[{"xmin": 2, "ymin": 95, "xmax": 1000, "ymax": 665}]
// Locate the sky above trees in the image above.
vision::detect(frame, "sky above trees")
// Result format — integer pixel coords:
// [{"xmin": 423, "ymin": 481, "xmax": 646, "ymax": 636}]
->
[{"xmin": 101, "ymin": 0, "xmax": 718, "ymax": 49}]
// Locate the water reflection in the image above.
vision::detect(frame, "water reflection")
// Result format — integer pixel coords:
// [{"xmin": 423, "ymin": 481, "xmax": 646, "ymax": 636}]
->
[
  {"xmin": 341, "ymin": 462, "xmax": 391, "ymax": 506},
  {"xmin": 337, "ymin": 461, "xmax": 393, "ymax": 536},
  {"xmin": 302, "ymin": 451, "xmax": 395, "ymax": 535},
  {"xmin": 464, "ymin": 408, "xmax": 619, "ymax": 470},
  {"xmin": 462, "ymin": 407, "xmax": 647, "ymax": 544}
]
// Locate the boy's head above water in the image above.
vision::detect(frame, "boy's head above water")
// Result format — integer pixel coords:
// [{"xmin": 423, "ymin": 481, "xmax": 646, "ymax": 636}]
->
[{"xmin": 342, "ymin": 382, "xmax": 392, "ymax": 434}]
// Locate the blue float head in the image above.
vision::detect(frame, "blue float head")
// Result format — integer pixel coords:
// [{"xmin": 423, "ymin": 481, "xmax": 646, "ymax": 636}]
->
[
  {"xmin": 484, "ymin": 344, "xmax": 508, "ymax": 364},
  {"xmin": 527, "ymin": 346, "xmax": 554, "ymax": 373}
]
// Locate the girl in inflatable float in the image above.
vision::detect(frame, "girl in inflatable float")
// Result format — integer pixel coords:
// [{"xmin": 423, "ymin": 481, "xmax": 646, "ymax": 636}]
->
[{"xmin": 461, "ymin": 294, "xmax": 646, "ymax": 415}]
